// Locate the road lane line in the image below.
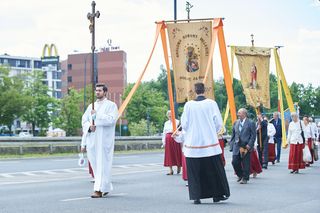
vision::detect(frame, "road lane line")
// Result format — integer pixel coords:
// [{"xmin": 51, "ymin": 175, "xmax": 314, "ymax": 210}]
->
[
  {"xmin": 61, "ymin": 197, "xmax": 91, "ymax": 202},
  {"xmin": 0, "ymin": 174, "xmax": 14, "ymax": 178}
]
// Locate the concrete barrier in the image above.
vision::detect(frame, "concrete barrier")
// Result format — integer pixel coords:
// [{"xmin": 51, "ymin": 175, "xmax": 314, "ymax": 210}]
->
[
  {"xmin": 0, "ymin": 136, "xmax": 163, "ymax": 155},
  {"xmin": 0, "ymin": 136, "xmax": 231, "ymax": 155}
]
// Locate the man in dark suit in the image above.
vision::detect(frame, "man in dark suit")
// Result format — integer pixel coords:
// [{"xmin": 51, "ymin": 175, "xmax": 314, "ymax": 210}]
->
[
  {"xmin": 230, "ymin": 108, "xmax": 256, "ymax": 184},
  {"xmin": 272, "ymin": 112, "xmax": 282, "ymax": 163},
  {"xmin": 256, "ymin": 114, "xmax": 269, "ymax": 169}
]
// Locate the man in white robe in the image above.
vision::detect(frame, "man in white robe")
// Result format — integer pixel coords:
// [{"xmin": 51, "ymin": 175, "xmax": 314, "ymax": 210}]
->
[
  {"xmin": 173, "ymin": 83, "xmax": 230, "ymax": 204},
  {"xmin": 81, "ymin": 83, "xmax": 118, "ymax": 198}
]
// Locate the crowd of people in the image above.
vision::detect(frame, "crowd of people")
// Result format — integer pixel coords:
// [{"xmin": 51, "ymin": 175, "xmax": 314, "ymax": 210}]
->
[
  {"xmin": 79, "ymin": 82, "xmax": 319, "ymax": 204},
  {"xmin": 161, "ymin": 83, "xmax": 319, "ymax": 204}
]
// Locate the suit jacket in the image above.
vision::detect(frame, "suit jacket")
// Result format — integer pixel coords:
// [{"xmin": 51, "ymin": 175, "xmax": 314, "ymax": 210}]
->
[
  {"xmin": 229, "ymin": 118, "xmax": 256, "ymax": 155},
  {"xmin": 272, "ymin": 118, "xmax": 282, "ymax": 139}
]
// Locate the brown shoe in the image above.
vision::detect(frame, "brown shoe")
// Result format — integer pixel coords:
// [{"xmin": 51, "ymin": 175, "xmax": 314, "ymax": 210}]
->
[{"xmin": 91, "ymin": 191, "xmax": 102, "ymax": 198}]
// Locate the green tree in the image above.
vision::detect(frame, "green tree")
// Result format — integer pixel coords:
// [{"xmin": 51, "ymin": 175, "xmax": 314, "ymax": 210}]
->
[
  {"xmin": 22, "ymin": 70, "xmax": 57, "ymax": 136},
  {"xmin": 128, "ymin": 119, "xmax": 157, "ymax": 136},
  {"xmin": 53, "ymin": 88, "xmax": 82, "ymax": 136},
  {"xmin": 123, "ymin": 82, "xmax": 168, "ymax": 132},
  {"xmin": 0, "ymin": 66, "xmax": 29, "ymax": 132}
]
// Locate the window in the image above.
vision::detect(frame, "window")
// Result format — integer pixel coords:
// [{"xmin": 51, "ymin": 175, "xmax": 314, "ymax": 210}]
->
[
  {"xmin": 67, "ymin": 76, "xmax": 72, "ymax": 82},
  {"xmin": 67, "ymin": 64, "xmax": 72, "ymax": 70},
  {"xmin": 42, "ymin": 81, "xmax": 48, "ymax": 86},
  {"xmin": 43, "ymin": 71, "xmax": 47, "ymax": 78},
  {"xmin": 57, "ymin": 71, "xmax": 62, "ymax": 79},
  {"xmin": 56, "ymin": 81, "xmax": 62, "ymax": 89},
  {"xmin": 52, "ymin": 71, "xmax": 58, "ymax": 79}
]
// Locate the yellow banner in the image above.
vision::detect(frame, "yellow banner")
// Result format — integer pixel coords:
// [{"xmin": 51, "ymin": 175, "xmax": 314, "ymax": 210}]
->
[
  {"xmin": 235, "ymin": 46, "xmax": 271, "ymax": 108},
  {"xmin": 167, "ymin": 21, "xmax": 214, "ymax": 103}
]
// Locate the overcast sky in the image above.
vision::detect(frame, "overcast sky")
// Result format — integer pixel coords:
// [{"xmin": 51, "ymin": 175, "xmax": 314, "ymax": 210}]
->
[{"xmin": 1, "ymin": 0, "xmax": 320, "ymax": 86}]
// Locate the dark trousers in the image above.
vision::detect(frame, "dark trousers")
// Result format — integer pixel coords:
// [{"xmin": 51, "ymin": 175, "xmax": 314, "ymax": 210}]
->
[
  {"xmin": 257, "ymin": 138, "xmax": 269, "ymax": 167},
  {"xmin": 275, "ymin": 137, "xmax": 282, "ymax": 161},
  {"xmin": 232, "ymin": 152, "xmax": 251, "ymax": 181}
]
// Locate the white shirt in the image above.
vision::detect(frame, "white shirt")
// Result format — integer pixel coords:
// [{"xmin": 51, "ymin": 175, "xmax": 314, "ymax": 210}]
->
[
  {"xmin": 267, "ymin": 123, "xmax": 276, "ymax": 144},
  {"xmin": 304, "ymin": 123, "xmax": 313, "ymax": 139},
  {"xmin": 310, "ymin": 122, "xmax": 318, "ymax": 139},
  {"xmin": 287, "ymin": 120, "xmax": 305, "ymax": 145},
  {"xmin": 180, "ymin": 98, "xmax": 223, "ymax": 158},
  {"xmin": 162, "ymin": 119, "xmax": 179, "ymax": 145}
]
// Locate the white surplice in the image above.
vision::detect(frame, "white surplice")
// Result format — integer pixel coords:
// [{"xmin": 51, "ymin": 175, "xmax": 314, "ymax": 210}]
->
[
  {"xmin": 180, "ymin": 98, "xmax": 223, "ymax": 158},
  {"xmin": 81, "ymin": 98, "xmax": 118, "ymax": 193},
  {"xmin": 161, "ymin": 119, "xmax": 179, "ymax": 145}
]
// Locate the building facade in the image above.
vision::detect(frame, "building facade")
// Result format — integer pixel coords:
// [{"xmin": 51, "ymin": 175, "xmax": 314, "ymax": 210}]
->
[{"xmin": 61, "ymin": 50, "xmax": 127, "ymax": 108}]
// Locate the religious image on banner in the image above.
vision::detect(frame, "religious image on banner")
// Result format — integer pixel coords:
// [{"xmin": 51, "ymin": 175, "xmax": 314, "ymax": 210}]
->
[
  {"xmin": 167, "ymin": 21, "xmax": 214, "ymax": 103},
  {"xmin": 235, "ymin": 46, "xmax": 271, "ymax": 108}
]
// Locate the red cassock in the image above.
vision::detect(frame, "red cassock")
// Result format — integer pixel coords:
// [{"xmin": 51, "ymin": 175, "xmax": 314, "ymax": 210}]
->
[
  {"xmin": 182, "ymin": 154, "xmax": 188, "ymax": 181},
  {"xmin": 164, "ymin": 133, "xmax": 182, "ymax": 167},
  {"xmin": 219, "ymin": 139, "xmax": 226, "ymax": 166},
  {"xmin": 268, "ymin": 143, "xmax": 276, "ymax": 163},
  {"xmin": 88, "ymin": 161, "xmax": 94, "ymax": 178},
  {"xmin": 250, "ymin": 149, "xmax": 262, "ymax": 174},
  {"xmin": 288, "ymin": 144, "xmax": 305, "ymax": 170}
]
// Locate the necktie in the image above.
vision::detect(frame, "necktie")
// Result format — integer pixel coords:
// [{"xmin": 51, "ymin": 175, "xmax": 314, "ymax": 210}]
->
[{"xmin": 239, "ymin": 122, "xmax": 243, "ymax": 132}]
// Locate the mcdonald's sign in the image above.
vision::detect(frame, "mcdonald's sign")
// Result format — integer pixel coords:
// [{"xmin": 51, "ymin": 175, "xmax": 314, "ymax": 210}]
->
[{"xmin": 42, "ymin": 44, "xmax": 59, "ymax": 58}]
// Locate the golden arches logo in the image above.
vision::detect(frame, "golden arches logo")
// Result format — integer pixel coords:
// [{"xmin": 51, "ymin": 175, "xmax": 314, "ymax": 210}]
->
[{"xmin": 42, "ymin": 44, "xmax": 59, "ymax": 57}]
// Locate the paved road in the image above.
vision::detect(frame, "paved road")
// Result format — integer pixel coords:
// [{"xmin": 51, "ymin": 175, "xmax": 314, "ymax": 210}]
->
[{"xmin": 0, "ymin": 149, "xmax": 319, "ymax": 213}]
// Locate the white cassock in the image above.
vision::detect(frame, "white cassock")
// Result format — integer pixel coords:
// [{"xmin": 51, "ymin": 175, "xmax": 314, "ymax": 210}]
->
[{"xmin": 81, "ymin": 98, "xmax": 118, "ymax": 193}]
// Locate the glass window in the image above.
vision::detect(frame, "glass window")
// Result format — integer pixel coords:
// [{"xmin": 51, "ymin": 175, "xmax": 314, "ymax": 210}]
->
[
  {"xmin": 67, "ymin": 64, "xmax": 72, "ymax": 70},
  {"xmin": 67, "ymin": 76, "xmax": 72, "ymax": 82},
  {"xmin": 56, "ymin": 81, "xmax": 62, "ymax": 89}
]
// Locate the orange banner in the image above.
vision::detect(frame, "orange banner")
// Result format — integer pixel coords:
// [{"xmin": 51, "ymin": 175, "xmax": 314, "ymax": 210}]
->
[
  {"xmin": 160, "ymin": 23, "xmax": 177, "ymax": 131},
  {"xmin": 118, "ymin": 23, "xmax": 162, "ymax": 118}
]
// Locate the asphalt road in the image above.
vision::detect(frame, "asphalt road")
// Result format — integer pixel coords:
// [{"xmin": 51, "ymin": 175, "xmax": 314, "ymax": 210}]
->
[{"xmin": 0, "ymin": 149, "xmax": 319, "ymax": 213}]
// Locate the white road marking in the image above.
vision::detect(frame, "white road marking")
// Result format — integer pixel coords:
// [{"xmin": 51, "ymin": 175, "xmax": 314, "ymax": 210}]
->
[
  {"xmin": 60, "ymin": 193, "xmax": 128, "ymax": 202},
  {"xmin": 61, "ymin": 197, "xmax": 91, "ymax": 202},
  {"xmin": 0, "ymin": 174, "xmax": 14, "ymax": 178},
  {"xmin": 21, "ymin": 172, "xmax": 38, "ymax": 176}
]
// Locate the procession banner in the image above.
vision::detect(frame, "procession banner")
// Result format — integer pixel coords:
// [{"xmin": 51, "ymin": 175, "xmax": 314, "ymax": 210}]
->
[
  {"xmin": 235, "ymin": 46, "xmax": 271, "ymax": 108},
  {"xmin": 167, "ymin": 21, "xmax": 214, "ymax": 103}
]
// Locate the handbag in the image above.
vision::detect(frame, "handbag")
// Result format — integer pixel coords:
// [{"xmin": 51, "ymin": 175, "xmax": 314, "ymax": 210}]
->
[
  {"xmin": 303, "ymin": 145, "xmax": 312, "ymax": 163},
  {"xmin": 314, "ymin": 144, "xmax": 319, "ymax": 161},
  {"xmin": 299, "ymin": 121, "xmax": 305, "ymax": 143}
]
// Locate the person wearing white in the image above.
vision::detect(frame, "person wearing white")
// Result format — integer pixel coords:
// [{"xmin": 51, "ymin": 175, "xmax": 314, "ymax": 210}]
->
[
  {"xmin": 267, "ymin": 118, "xmax": 276, "ymax": 164},
  {"xmin": 173, "ymin": 83, "xmax": 230, "ymax": 205},
  {"xmin": 287, "ymin": 112, "xmax": 305, "ymax": 173},
  {"xmin": 303, "ymin": 117, "xmax": 314, "ymax": 165},
  {"xmin": 162, "ymin": 110, "xmax": 182, "ymax": 175},
  {"xmin": 81, "ymin": 84, "xmax": 118, "ymax": 198}
]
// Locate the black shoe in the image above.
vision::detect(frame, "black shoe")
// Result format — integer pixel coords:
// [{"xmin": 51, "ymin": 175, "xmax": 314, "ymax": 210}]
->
[
  {"xmin": 276, "ymin": 160, "xmax": 280, "ymax": 163},
  {"xmin": 213, "ymin": 196, "xmax": 229, "ymax": 203},
  {"xmin": 294, "ymin": 170, "xmax": 299, "ymax": 174},
  {"xmin": 262, "ymin": 166, "xmax": 268, "ymax": 169},
  {"xmin": 194, "ymin": 199, "xmax": 201, "ymax": 204},
  {"xmin": 272, "ymin": 161, "xmax": 275, "ymax": 165},
  {"xmin": 290, "ymin": 170, "xmax": 295, "ymax": 174},
  {"xmin": 237, "ymin": 177, "xmax": 242, "ymax": 182},
  {"xmin": 240, "ymin": 179, "xmax": 247, "ymax": 184}
]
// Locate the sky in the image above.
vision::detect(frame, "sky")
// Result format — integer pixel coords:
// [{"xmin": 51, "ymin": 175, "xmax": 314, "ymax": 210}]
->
[{"xmin": 1, "ymin": 0, "xmax": 320, "ymax": 86}]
